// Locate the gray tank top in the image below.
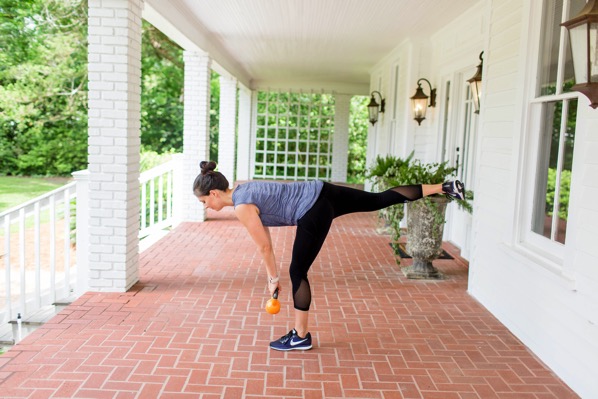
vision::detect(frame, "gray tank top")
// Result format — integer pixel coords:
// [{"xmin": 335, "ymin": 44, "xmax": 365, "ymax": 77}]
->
[{"xmin": 232, "ymin": 181, "xmax": 324, "ymax": 226}]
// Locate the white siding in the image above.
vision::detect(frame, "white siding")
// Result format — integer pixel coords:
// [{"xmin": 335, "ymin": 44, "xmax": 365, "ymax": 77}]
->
[
  {"xmin": 367, "ymin": 0, "xmax": 598, "ymax": 396},
  {"xmin": 468, "ymin": 1, "xmax": 598, "ymax": 397}
]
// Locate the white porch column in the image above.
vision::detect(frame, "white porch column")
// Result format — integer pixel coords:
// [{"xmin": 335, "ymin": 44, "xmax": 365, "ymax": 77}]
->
[
  {"xmin": 331, "ymin": 94, "xmax": 351, "ymax": 183},
  {"xmin": 218, "ymin": 75, "xmax": 238, "ymax": 187},
  {"xmin": 182, "ymin": 51, "xmax": 212, "ymax": 221},
  {"xmin": 236, "ymin": 85, "xmax": 253, "ymax": 181},
  {"xmin": 87, "ymin": 0, "xmax": 143, "ymax": 291}
]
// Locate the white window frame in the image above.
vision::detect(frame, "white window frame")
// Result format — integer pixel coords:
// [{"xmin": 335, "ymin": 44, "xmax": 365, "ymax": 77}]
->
[
  {"xmin": 388, "ymin": 62, "xmax": 401, "ymax": 154},
  {"xmin": 517, "ymin": 0, "xmax": 582, "ymax": 267}
]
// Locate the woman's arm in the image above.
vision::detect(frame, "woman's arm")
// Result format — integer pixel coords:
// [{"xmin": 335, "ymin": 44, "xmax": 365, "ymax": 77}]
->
[{"xmin": 234, "ymin": 204, "xmax": 280, "ymax": 295}]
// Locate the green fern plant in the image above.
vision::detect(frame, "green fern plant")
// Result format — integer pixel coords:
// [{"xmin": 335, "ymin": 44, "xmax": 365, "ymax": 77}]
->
[{"xmin": 367, "ymin": 156, "xmax": 473, "ymax": 265}]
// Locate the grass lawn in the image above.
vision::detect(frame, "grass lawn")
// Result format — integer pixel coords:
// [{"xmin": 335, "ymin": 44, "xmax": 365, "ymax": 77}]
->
[{"xmin": 0, "ymin": 177, "xmax": 72, "ymax": 213}]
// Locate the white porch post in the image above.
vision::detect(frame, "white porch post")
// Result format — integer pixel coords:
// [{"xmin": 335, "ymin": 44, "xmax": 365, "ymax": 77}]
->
[
  {"xmin": 87, "ymin": 0, "xmax": 143, "ymax": 291},
  {"xmin": 182, "ymin": 51, "xmax": 212, "ymax": 221},
  {"xmin": 236, "ymin": 85, "xmax": 253, "ymax": 181},
  {"xmin": 331, "ymin": 94, "xmax": 351, "ymax": 183},
  {"xmin": 218, "ymin": 75, "xmax": 238, "ymax": 187}
]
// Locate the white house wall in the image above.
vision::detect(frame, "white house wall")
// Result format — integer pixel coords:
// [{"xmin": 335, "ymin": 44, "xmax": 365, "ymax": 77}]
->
[
  {"xmin": 469, "ymin": 1, "xmax": 598, "ymax": 398},
  {"xmin": 368, "ymin": 0, "xmax": 598, "ymax": 396}
]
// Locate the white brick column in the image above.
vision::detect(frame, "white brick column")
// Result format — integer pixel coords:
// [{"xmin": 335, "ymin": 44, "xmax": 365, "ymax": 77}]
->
[
  {"xmin": 87, "ymin": 0, "xmax": 143, "ymax": 291},
  {"xmin": 236, "ymin": 86, "xmax": 253, "ymax": 181},
  {"xmin": 218, "ymin": 75, "xmax": 238, "ymax": 187},
  {"xmin": 331, "ymin": 94, "xmax": 351, "ymax": 183},
  {"xmin": 182, "ymin": 51, "xmax": 212, "ymax": 221}
]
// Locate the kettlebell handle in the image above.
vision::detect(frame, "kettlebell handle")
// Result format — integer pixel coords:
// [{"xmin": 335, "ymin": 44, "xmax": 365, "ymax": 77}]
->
[{"xmin": 273, "ymin": 288, "xmax": 279, "ymax": 300}]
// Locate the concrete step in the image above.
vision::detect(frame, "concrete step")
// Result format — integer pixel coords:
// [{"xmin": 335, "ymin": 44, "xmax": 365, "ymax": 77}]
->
[{"xmin": 0, "ymin": 296, "xmax": 76, "ymax": 347}]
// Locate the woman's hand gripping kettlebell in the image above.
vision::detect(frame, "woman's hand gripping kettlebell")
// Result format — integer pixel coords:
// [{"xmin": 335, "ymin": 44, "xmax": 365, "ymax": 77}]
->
[{"xmin": 265, "ymin": 288, "xmax": 281, "ymax": 314}]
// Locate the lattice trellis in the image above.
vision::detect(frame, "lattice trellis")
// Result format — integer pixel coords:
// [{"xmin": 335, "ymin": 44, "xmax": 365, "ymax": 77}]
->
[{"xmin": 252, "ymin": 91, "xmax": 335, "ymax": 181}]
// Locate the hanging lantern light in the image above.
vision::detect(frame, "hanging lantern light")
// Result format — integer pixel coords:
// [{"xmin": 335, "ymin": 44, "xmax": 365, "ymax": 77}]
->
[
  {"xmin": 367, "ymin": 91, "xmax": 386, "ymax": 126},
  {"xmin": 410, "ymin": 78, "xmax": 436, "ymax": 125},
  {"xmin": 467, "ymin": 52, "xmax": 484, "ymax": 114},
  {"xmin": 561, "ymin": 0, "xmax": 598, "ymax": 108}
]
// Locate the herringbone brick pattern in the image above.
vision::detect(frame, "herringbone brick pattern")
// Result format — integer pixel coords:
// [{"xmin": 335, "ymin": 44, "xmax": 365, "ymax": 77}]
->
[{"xmin": 0, "ymin": 209, "xmax": 578, "ymax": 398}]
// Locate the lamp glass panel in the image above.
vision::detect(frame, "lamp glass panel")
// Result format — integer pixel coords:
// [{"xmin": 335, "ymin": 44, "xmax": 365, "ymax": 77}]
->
[
  {"xmin": 569, "ymin": 24, "xmax": 588, "ymax": 82},
  {"xmin": 368, "ymin": 106, "xmax": 379, "ymax": 124},
  {"xmin": 564, "ymin": 0, "xmax": 589, "ymax": 89},
  {"xmin": 412, "ymin": 98, "xmax": 428, "ymax": 119},
  {"xmin": 470, "ymin": 80, "xmax": 481, "ymax": 112}
]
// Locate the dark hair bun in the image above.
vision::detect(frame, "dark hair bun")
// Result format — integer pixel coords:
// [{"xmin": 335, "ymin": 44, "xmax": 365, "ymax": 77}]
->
[{"xmin": 199, "ymin": 161, "xmax": 217, "ymax": 175}]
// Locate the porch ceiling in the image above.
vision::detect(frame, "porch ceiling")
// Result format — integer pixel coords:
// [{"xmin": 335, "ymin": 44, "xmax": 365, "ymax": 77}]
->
[{"xmin": 144, "ymin": 0, "xmax": 480, "ymax": 94}]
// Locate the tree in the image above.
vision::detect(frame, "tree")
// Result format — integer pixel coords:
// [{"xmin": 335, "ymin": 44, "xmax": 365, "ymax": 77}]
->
[
  {"xmin": 347, "ymin": 96, "xmax": 369, "ymax": 183},
  {"xmin": 0, "ymin": 0, "xmax": 88, "ymax": 175},
  {"xmin": 140, "ymin": 21, "xmax": 184, "ymax": 154}
]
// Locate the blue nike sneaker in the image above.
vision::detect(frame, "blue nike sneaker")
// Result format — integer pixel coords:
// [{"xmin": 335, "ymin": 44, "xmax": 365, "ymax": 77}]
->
[
  {"xmin": 442, "ymin": 180, "xmax": 465, "ymax": 200},
  {"xmin": 269, "ymin": 329, "xmax": 312, "ymax": 351}
]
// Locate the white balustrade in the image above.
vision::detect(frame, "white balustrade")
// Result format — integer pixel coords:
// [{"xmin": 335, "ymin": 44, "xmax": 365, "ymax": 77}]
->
[
  {"xmin": 0, "ymin": 182, "xmax": 77, "ymax": 323},
  {"xmin": 0, "ymin": 155, "xmax": 183, "ymax": 325}
]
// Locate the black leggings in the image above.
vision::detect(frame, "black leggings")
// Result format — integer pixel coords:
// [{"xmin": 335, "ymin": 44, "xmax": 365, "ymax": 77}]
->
[{"xmin": 289, "ymin": 182, "xmax": 423, "ymax": 311}]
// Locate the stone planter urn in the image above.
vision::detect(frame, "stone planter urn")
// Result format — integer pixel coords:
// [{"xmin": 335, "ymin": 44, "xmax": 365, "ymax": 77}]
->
[{"xmin": 403, "ymin": 196, "xmax": 450, "ymax": 279}]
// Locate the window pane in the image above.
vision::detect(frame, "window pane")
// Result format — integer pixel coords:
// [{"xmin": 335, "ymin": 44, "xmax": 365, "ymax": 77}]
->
[
  {"xmin": 532, "ymin": 102, "xmax": 561, "ymax": 239},
  {"xmin": 538, "ymin": 0, "xmax": 562, "ymax": 95},
  {"xmin": 531, "ymin": 99, "xmax": 576, "ymax": 244},
  {"xmin": 555, "ymin": 98, "xmax": 577, "ymax": 243}
]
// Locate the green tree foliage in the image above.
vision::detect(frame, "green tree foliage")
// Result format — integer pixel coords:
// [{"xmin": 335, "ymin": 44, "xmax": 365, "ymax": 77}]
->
[
  {"xmin": 140, "ymin": 22, "xmax": 184, "ymax": 154},
  {"xmin": 347, "ymin": 96, "xmax": 368, "ymax": 184},
  {"xmin": 0, "ymin": 0, "xmax": 88, "ymax": 175},
  {"xmin": 0, "ymin": 0, "xmax": 363, "ymax": 180},
  {"xmin": 546, "ymin": 168, "xmax": 571, "ymax": 220},
  {"xmin": 0, "ymin": 1, "xmax": 192, "ymax": 176},
  {"xmin": 210, "ymin": 72, "xmax": 220, "ymax": 162}
]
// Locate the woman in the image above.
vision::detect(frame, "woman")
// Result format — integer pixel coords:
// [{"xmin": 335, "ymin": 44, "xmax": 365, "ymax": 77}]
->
[{"xmin": 193, "ymin": 161, "xmax": 465, "ymax": 351}]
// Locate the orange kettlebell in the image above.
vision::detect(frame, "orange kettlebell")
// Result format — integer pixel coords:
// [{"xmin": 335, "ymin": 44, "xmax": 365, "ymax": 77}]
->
[{"xmin": 265, "ymin": 288, "xmax": 281, "ymax": 314}]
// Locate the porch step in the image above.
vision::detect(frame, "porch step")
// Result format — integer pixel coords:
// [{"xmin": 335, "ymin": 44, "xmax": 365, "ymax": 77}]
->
[
  {"xmin": 0, "ymin": 324, "xmax": 15, "ymax": 346},
  {"xmin": 9, "ymin": 306, "xmax": 56, "ymax": 326},
  {"xmin": 0, "ymin": 296, "xmax": 77, "ymax": 347}
]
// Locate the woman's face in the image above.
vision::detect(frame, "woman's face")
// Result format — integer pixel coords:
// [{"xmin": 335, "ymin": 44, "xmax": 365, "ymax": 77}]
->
[{"xmin": 198, "ymin": 190, "xmax": 225, "ymax": 211}]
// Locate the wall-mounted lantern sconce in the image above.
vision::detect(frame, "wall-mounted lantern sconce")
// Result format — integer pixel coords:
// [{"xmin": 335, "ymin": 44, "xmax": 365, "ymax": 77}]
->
[
  {"xmin": 410, "ymin": 78, "xmax": 437, "ymax": 125},
  {"xmin": 561, "ymin": 0, "xmax": 598, "ymax": 109},
  {"xmin": 467, "ymin": 52, "xmax": 484, "ymax": 114},
  {"xmin": 367, "ymin": 91, "xmax": 386, "ymax": 126}
]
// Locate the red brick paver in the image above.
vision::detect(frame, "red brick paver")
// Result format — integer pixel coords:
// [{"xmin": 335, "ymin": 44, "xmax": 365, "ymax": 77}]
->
[{"xmin": 0, "ymin": 209, "xmax": 578, "ymax": 398}]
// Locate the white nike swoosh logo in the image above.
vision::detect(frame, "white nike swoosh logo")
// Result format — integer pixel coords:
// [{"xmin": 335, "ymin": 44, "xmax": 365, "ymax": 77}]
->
[{"xmin": 290, "ymin": 338, "xmax": 308, "ymax": 346}]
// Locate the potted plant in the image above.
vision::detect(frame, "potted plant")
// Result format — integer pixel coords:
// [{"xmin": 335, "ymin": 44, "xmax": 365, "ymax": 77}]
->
[
  {"xmin": 365, "ymin": 153, "xmax": 414, "ymax": 240},
  {"xmin": 390, "ymin": 160, "xmax": 472, "ymax": 278},
  {"xmin": 373, "ymin": 158, "xmax": 472, "ymax": 279}
]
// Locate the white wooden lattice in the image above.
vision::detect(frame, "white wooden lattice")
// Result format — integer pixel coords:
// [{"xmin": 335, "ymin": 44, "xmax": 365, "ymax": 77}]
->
[{"xmin": 252, "ymin": 91, "xmax": 335, "ymax": 181}]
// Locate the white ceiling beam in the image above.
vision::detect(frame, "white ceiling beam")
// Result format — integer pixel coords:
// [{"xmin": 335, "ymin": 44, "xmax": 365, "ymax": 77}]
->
[{"xmin": 143, "ymin": 0, "xmax": 252, "ymax": 88}]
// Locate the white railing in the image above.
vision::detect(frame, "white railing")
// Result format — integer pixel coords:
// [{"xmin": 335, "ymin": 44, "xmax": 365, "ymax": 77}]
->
[
  {"xmin": 1, "ymin": 155, "xmax": 183, "ymax": 325},
  {"xmin": 0, "ymin": 182, "xmax": 77, "ymax": 323},
  {"xmin": 139, "ymin": 158, "xmax": 180, "ymax": 239}
]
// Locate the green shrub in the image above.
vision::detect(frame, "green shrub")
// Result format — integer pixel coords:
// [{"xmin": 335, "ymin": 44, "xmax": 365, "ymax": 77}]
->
[
  {"xmin": 546, "ymin": 168, "xmax": 571, "ymax": 220},
  {"xmin": 140, "ymin": 150, "xmax": 177, "ymax": 172}
]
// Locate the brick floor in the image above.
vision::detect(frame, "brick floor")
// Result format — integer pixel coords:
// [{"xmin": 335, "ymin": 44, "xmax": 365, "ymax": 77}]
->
[{"xmin": 0, "ymin": 208, "xmax": 579, "ymax": 398}]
